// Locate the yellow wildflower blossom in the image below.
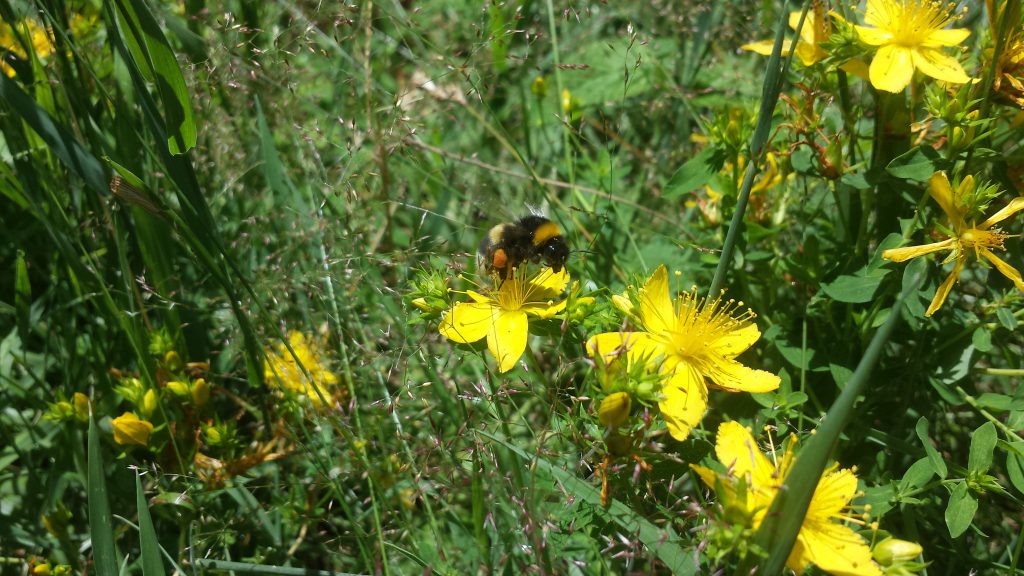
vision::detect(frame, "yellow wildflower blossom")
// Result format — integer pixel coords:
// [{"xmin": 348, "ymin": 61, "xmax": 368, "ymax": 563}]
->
[
  {"xmin": 692, "ymin": 422, "xmax": 882, "ymax": 576},
  {"xmin": 587, "ymin": 266, "xmax": 779, "ymax": 440},
  {"xmin": 0, "ymin": 18, "xmax": 54, "ymax": 77},
  {"xmin": 883, "ymin": 172, "xmax": 1024, "ymax": 316},
  {"xmin": 854, "ymin": 0, "xmax": 971, "ymax": 93},
  {"xmin": 440, "ymin": 267, "xmax": 569, "ymax": 373},
  {"xmin": 264, "ymin": 331, "xmax": 342, "ymax": 408},
  {"xmin": 111, "ymin": 412, "xmax": 154, "ymax": 447}
]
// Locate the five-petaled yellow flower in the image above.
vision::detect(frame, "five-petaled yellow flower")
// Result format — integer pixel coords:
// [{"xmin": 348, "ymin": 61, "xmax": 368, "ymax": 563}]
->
[
  {"xmin": 440, "ymin": 268, "xmax": 569, "ymax": 373},
  {"xmin": 587, "ymin": 266, "xmax": 779, "ymax": 441},
  {"xmin": 692, "ymin": 422, "xmax": 882, "ymax": 576},
  {"xmin": 883, "ymin": 171, "xmax": 1024, "ymax": 316},
  {"xmin": 855, "ymin": 0, "xmax": 971, "ymax": 93},
  {"xmin": 264, "ymin": 331, "xmax": 343, "ymax": 407}
]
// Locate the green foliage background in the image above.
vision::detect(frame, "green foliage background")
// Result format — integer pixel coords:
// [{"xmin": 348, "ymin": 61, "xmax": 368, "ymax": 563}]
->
[{"xmin": 1, "ymin": 0, "xmax": 1023, "ymax": 574}]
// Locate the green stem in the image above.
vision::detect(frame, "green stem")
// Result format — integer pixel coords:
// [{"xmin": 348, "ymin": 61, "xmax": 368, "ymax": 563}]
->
[{"xmin": 709, "ymin": 0, "xmax": 806, "ymax": 297}]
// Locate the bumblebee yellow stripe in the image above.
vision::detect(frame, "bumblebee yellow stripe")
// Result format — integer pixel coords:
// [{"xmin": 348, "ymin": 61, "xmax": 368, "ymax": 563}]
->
[{"xmin": 532, "ymin": 221, "xmax": 561, "ymax": 246}]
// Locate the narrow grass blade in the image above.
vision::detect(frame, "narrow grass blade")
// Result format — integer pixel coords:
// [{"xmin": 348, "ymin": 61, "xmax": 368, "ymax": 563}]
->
[
  {"xmin": 136, "ymin": 473, "xmax": 166, "ymax": 576},
  {"xmin": 0, "ymin": 73, "xmax": 108, "ymax": 197},
  {"xmin": 753, "ymin": 258, "xmax": 927, "ymax": 574},
  {"xmin": 110, "ymin": 0, "xmax": 197, "ymax": 154},
  {"xmin": 193, "ymin": 559, "xmax": 367, "ymax": 575},
  {"xmin": 480, "ymin": 431, "xmax": 698, "ymax": 575},
  {"xmin": 14, "ymin": 250, "xmax": 30, "ymax": 343},
  {"xmin": 88, "ymin": 413, "xmax": 118, "ymax": 575}
]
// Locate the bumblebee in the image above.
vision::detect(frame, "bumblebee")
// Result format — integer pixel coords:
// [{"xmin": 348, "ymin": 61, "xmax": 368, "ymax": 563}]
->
[{"xmin": 478, "ymin": 215, "xmax": 570, "ymax": 278}]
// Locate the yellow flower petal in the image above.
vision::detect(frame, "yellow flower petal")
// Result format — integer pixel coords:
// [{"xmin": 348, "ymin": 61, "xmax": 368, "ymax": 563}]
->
[
  {"xmin": 707, "ymin": 323, "xmax": 760, "ymax": 358},
  {"xmin": 638, "ymin": 266, "xmax": 676, "ymax": 335},
  {"xmin": 587, "ymin": 331, "xmax": 665, "ymax": 366},
  {"xmin": 927, "ymin": 171, "xmax": 960, "ymax": 223},
  {"xmin": 741, "ymin": 39, "xmax": 793, "ymax": 57},
  {"xmin": 808, "ymin": 467, "xmax": 859, "ymax": 520},
  {"xmin": 659, "ymin": 367, "xmax": 708, "ymax": 441},
  {"xmin": 488, "ymin": 309, "xmax": 528, "ymax": 373},
  {"xmin": 979, "ymin": 196, "xmax": 1024, "ymax": 229},
  {"xmin": 789, "ymin": 521, "xmax": 883, "ymax": 576},
  {"xmin": 708, "ymin": 360, "xmax": 781, "ymax": 393},
  {"xmin": 882, "ymin": 239, "xmax": 956, "ymax": 262},
  {"xmin": 522, "ymin": 297, "xmax": 568, "ymax": 319},
  {"xmin": 715, "ymin": 422, "xmax": 776, "ymax": 491},
  {"xmin": 869, "ymin": 44, "xmax": 915, "ymax": 93},
  {"xmin": 912, "ymin": 47, "xmax": 970, "ymax": 84},
  {"xmin": 926, "ymin": 258, "xmax": 966, "ymax": 316},
  {"xmin": 794, "ymin": 41, "xmax": 821, "ymax": 67},
  {"xmin": 439, "ymin": 302, "xmax": 492, "ymax": 344},
  {"xmin": 855, "ymin": 25, "xmax": 893, "ymax": 46},
  {"xmin": 981, "ymin": 248, "xmax": 1024, "ymax": 291},
  {"xmin": 530, "ymin": 267, "xmax": 570, "ymax": 296},
  {"xmin": 922, "ymin": 27, "xmax": 970, "ymax": 47}
]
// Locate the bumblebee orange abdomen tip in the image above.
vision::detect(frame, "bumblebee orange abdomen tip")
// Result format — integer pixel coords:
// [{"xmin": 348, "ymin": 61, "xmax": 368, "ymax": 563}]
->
[
  {"xmin": 492, "ymin": 248, "xmax": 508, "ymax": 269},
  {"xmin": 532, "ymin": 221, "xmax": 561, "ymax": 246}
]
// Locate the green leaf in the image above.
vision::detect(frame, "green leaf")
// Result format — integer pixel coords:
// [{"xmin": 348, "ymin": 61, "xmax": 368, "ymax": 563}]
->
[
  {"xmin": 136, "ymin": 473, "xmax": 166, "ymax": 576},
  {"xmin": 479, "ymin": 430, "xmax": 697, "ymax": 575},
  {"xmin": 1006, "ymin": 442, "xmax": 1024, "ymax": 496},
  {"xmin": 967, "ymin": 421, "xmax": 997, "ymax": 474},
  {"xmin": 110, "ymin": 0, "xmax": 197, "ymax": 154},
  {"xmin": 820, "ymin": 267, "xmax": 890, "ymax": 303},
  {"xmin": 0, "ymin": 74, "xmax": 109, "ymax": 197},
  {"xmin": 996, "ymin": 306, "xmax": 1018, "ymax": 331},
  {"xmin": 664, "ymin": 146, "xmax": 726, "ymax": 198},
  {"xmin": 88, "ymin": 414, "xmax": 118, "ymax": 575},
  {"xmin": 885, "ymin": 146, "xmax": 941, "ymax": 181},
  {"xmin": 971, "ymin": 327, "xmax": 993, "ymax": 352},
  {"xmin": 944, "ymin": 482, "xmax": 977, "ymax": 538},
  {"xmin": 899, "ymin": 457, "xmax": 936, "ymax": 491},
  {"xmin": 975, "ymin": 393, "xmax": 1024, "ymax": 412},
  {"xmin": 915, "ymin": 417, "xmax": 948, "ymax": 479},
  {"xmin": 14, "ymin": 251, "xmax": 30, "ymax": 343}
]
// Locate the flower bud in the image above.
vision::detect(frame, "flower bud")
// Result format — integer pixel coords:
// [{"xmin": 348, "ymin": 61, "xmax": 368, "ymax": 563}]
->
[
  {"xmin": 531, "ymin": 76, "xmax": 547, "ymax": 97},
  {"xmin": 873, "ymin": 538, "xmax": 923, "ymax": 566},
  {"xmin": 111, "ymin": 412, "xmax": 153, "ymax": 447},
  {"xmin": 191, "ymin": 378, "xmax": 210, "ymax": 408},
  {"xmin": 72, "ymin": 392, "xmax": 90, "ymax": 422},
  {"xmin": 598, "ymin": 392, "xmax": 632, "ymax": 428},
  {"xmin": 167, "ymin": 380, "xmax": 190, "ymax": 397},
  {"xmin": 164, "ymin": 350, "xmax": 183, "ymax": 372},
  {"xmin": 139, "ymin": 389, "xmax": 158, "ymax": 418}
]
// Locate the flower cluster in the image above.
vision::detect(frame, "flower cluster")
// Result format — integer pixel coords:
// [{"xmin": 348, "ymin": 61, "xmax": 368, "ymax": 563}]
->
[{"xmin": 263, "ymin": 330, "xmax": 344, "ymax": 408}]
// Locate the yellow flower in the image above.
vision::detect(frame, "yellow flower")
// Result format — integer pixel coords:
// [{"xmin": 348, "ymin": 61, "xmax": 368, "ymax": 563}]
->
[
  {"xmin": 692, "ymin": 422, "xmax": 882, "ymax": 576},
  {"xmin": 264, "ymin": 331, "xmax": 341, "ymax": 407},
  {"xmin": 882, "ymin": 172, "xmax": 1024, "ymax": 316},
  {"xmin": 855, "ymin": 0, "xmax": 971, "ymax": 93},
  {"xmin": 439, "ymin": 268, "xmax": 569, "ymax": 373},
  {"xmin": 0, "ymin": 18, "xmax": 54, "ymax": 77},
  {"xmin": 696, "ymin": 153, "xmax": 786, "ymax": 225},
  {"xmin": 587, "ymin": 266, "xmax": 779, "ymax": 440},
  {"xmin": 111, "ymin": 412, "xmax": 154, "ymax": 447},
  {"xmin": 742, "ymin": 5, "xmax": 831, "ymax": 66},
  {"xmin": 742, "ymin": 5, "xmax": 870, "ymax": 78}
]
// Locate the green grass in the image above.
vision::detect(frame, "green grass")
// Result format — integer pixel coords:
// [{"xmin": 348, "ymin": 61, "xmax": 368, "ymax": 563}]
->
[{"xmin": 2, "ymin": 0, "xmax": 1024, "ymax": 574}]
